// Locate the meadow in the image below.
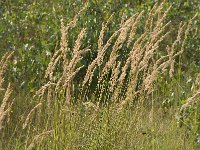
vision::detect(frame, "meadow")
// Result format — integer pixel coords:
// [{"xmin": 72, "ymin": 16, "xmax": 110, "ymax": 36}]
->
[{"xmin": 0, "ymin": 1, "xmax": 200, "ymax": 149}]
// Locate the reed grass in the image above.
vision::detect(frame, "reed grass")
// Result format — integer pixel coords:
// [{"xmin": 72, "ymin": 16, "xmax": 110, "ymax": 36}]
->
[{"xmin": 0, "ymin": 1, "xmax": 199, "ymax": 150}]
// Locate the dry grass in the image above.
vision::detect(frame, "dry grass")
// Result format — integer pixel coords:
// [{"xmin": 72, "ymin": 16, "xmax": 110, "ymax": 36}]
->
[
  {"xmin": 35, "ymin": 2, "xmax": 194, "ymax": 110},
  {"xmin": 0, "ymin": 52, "xmax": 14, "ymax": 131},
  {"xmin": 1, "ymin": 2, "xmax": 198, "ymax": 150},
  {"xmin": 181, "ymin": 72, "xmax": 200, "ymax": 110},
  {"xmin": 27, "ymin": 130, "xmax": 54, "ymax": 150},
  {"xmin": 23, "ymin": 102, "xmax": 42, "ymax": 129}
]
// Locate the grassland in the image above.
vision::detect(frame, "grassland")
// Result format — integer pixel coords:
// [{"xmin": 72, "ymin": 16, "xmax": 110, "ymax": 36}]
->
[{"xmin": 0, "ymin": 1, "xmax": 200, "ymax": 150}]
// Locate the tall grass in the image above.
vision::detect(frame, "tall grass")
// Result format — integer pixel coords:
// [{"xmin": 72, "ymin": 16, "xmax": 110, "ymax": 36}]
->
[
  {"xmin": 0, "ymin": 2, "xmax": 199, "ymax": 150},
  {"xmin": 0, "ymin": 52, "xmax": 14, "ymax": 131}
]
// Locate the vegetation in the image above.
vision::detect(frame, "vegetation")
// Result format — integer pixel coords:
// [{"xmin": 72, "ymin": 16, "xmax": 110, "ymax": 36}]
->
[{"xmin": 0, "ymin": 0, "xmax": 200, "ymax": 149}]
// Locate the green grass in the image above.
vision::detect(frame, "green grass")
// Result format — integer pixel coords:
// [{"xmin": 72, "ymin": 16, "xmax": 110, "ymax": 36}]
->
[
  {"xmin": 1, "ymin": 77, "xmax": 200, "ymax": 150},
  {"xmin": 1, "ymin": 96, "xmax": 197, "ymax": 150}
]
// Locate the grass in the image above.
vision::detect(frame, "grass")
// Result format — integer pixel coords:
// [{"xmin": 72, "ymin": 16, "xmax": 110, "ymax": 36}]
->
[
  {"xmin": 3, "ymin": 99, "xmax": 197, "ymax": 149},
  {"xmin": 0, "ymin": 1, "xmax": 200, "ymax": 150}
]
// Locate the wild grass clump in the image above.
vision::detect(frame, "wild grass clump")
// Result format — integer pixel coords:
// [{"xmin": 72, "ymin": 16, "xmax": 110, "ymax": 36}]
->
[
  {"xmin": 37, "ymin": 2, "xmax": 194, "ymax": 109},
  {"xmin": 0, "ymin": 1, "xmax": 199, "ymax": 150},
  {"xmin": 20, "ymin": 3, "xmax": 196, "ymax": 149}
]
